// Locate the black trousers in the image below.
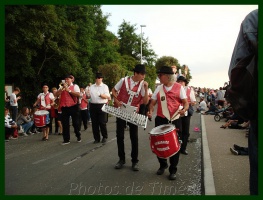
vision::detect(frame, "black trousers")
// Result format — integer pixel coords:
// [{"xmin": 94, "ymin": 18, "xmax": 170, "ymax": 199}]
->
[
  {"xmin": 10, "ymin": 106, "xmax": 18, "ymax": 121},
  {"xmin": 155, "ymin": 116, "xmax": 181, "ymax": 174},
  {"xmin": 80, "ymin": 109, "xmax": 88, "ymax": 130},
  {"xmin": 116, "ymin": 117, "xmax": 139, "ymax": 163},
  {"xmin": 180, "ymin": 115, "xmax": 191, "ymax": 152},
  {"xmin": 90, "ymin": 103, "xmax": 108, "ymax": 142},
  {"xmin": 61, "ymin": 104, "xmax": 81, "ymax": 142},
  {"xmin": 50, "ymin": 109, "xmax": 59, "ymax": 133}
]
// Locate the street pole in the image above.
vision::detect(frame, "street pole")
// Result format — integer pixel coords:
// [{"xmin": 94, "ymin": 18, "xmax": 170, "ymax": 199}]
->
[{"xmin": 140, "ymin": 25, "xmax": 146, "ymax": 64}]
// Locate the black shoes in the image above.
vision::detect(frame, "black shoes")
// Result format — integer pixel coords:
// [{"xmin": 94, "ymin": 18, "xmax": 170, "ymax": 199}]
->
[
  {"xmin": 132, "ymin": 163, "xmax": 139, "ymax": 171},
  {"xmin": 233, "ymin": 144, "xmax": 242, "ymax": 151},
  {"xmin": 115, "ymin": 160, "xmax": 125, "ymax": 169},
  {"xmin": 156, "ymin": 165, "xmax": 168, "ymax": 175},
  {"xmin": 180, "ymin": 150, "xmax": 188, "ymax": 155},
  {"xmin": 93, "ymin": 140, "xmax": 100, "ymax": 144},
  {"xmin": 77, "ymin": 137, "xmax": 82, "ymax": 143},
  {"xmin": 169, "ymin": 173, "xmax": 176, "ymax": 180},
  {"xmin": 101, "ymin": 138, "xmax": 107, "ymax": 143}
]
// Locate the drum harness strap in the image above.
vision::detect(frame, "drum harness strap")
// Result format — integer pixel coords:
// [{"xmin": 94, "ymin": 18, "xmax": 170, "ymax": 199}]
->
[
  {"xmin": 159, "ymin": 85, "xmax": 180, "ymax": 124},
  {"xmin": 40, "ymin": 92, "xmax": 51, "ymax": 109},
  {"xmin": 124, "ymin": 76, "xmax": 144, "ymax": 107}
]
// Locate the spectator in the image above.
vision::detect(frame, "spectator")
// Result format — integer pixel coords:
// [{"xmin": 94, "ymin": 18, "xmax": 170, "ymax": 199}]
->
[
  {"xmin": 228, "ymin": 9, "xmax": 258, "ymax": 194},
  {"xmin": 5, "ymin": 107, "xmax": 18, "ymax": 141},
  {"xmin": 16, "ymin": 107, "xmax": 34, "ymax": 136},
  {"xmin": 230, "ymin": 144, "xmax": 248, "ymax": 156},
  {"xmin": 196, "ymin": 97, "xmax": 207, "ymax": 112},
  {"xmin": 216, "ymin": 87, "xmax": 225, "ymax": 107},
  {"xmin": 9, "ymin": 87, "xmax": 21, "ymax": 121}
]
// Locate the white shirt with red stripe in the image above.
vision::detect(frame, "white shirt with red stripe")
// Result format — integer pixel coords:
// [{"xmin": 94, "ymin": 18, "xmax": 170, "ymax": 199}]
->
[{"xmin": 37, "ymin": 92, "xmax": 54, "ymax": 110}]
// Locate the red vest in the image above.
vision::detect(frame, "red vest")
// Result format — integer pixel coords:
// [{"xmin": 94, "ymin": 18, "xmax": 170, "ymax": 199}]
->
[
  {"xmin": 80, "ymin": 93, "xmax": 88, "ymax": 109},
  {"xmin": 60, "ymin": 85, "xmax": 77, "ymax": 107},
  {"xmin": 186, "ymin": 86, "xmax": 191, "ymax": 103},
  {"xmin": 157, "ymin": 83, "xmax": 182, "ymax": 118},
  {"xmin": 39, "ymin": 93, "xmax": 52, "ymax": 110},
  {"xmin": 115, "ymin": 77, "xmax": 143, "ymax": 108}
]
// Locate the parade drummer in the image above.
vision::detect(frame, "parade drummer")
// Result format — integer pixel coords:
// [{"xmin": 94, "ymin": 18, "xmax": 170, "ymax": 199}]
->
[
  {"xmin": 33, "ymin": 83, "xmax": 54, "ymax": 141},
  {"xmin": 147, "ymin": 66, "xmax": 189, "ymax": 180}
]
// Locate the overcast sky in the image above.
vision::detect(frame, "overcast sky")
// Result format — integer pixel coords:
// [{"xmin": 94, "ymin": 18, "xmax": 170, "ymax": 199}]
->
[{"xmin": 101, "ymin": 5, "xmax": 258, "ymax": 89}]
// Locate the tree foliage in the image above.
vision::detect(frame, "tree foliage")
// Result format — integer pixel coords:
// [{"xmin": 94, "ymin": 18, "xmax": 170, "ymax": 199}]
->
[{"xmin": 5, "ymin": 5, "xmax": 191, "ymax": 109}]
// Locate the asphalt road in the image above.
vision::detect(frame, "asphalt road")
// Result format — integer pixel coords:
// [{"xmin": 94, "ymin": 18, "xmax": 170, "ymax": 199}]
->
[{"xmin": 5, "ymin": 110, "xmax": 202, "ymax": 195}]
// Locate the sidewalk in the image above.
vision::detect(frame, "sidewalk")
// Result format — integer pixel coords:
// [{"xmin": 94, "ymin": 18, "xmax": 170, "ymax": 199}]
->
[{"xmin": 202, "ymin": 114, "xmax": 249, "ymax": 195}]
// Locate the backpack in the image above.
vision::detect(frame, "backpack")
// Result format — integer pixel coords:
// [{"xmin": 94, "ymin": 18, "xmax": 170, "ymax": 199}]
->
[{"xmin": 225, "ymin": 54, "xmax": 257, "ymax": 120}]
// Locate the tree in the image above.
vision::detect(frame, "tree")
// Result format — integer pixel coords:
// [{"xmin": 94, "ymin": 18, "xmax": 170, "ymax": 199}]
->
[
  {"xmin": 155, "ymin": 56, "xmax": 192, "ymax": 83},
  {"xmin": 98, "ymin": 64, "xmax": 126, "ymax": 90},
  {"xmin": 5, "ymin": 5, "xmax": 118, "ymax": 108}
]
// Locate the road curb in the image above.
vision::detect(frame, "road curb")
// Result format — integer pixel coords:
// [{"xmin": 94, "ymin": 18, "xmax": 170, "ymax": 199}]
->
[{"xmin": 201, "ymin": 114, "xmax": 216, "ymax": 195}]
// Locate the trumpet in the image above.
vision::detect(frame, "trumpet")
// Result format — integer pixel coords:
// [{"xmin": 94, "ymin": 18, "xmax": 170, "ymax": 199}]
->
[{"xmin": 59, "ymin": 81, "xmax": 68, "ymax": 91}]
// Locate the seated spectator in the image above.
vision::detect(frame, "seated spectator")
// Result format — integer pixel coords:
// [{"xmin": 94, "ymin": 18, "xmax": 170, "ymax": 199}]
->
[
  {"xmin": 196, "ymin": 97, "xmax": 207, "ymax": 112},
  {"xmin": 17, "ymin": 107, "xmax": 34, "ymax": 136},
  {"xmin": 203, "ymin": 102, "xmax": 217, "ymax": 115},
  {"xmin": 230, "ymin": 144, "xmax": 248, "ymax": 156},
  {"xmin": 5, "ymin": 107, "xmax": 18, "ymax": 141},
  {"xmin": 238, "ymin": 121, "xmax": 250, "ymax": 129},
  {"xmin": 220, "ymin": 112, "xmax": 244, "ymax": 129}
]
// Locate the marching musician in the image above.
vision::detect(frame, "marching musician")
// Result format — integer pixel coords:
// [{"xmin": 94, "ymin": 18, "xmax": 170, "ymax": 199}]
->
[
  {"xmin": 33, "ymin": 83, "xmax": 54, "ymax": 141},
  {"xmin": 177, "ymin": 75, "xmax": 196, "ymax": 155},
  {"xmin": 51, "ymin": 87, "xmax": 63, "ymax": 135},
  {"xmin": 89, "ymin": 72, "xmax": 111, "ymax": 144},
  {"xmin": 147, "ymin": 66, "xmax": 189, "ymax": 180},
  {"xmin": 112, "ymin": 64, "xmax": 149, "ymax": 171},
  {"xmin": 79, "ymin": 86, "xmax": 89, "ymax": 131},
  {"xmin": 54, "ymin": 75, "xmax": 81, "ymax": 145}
]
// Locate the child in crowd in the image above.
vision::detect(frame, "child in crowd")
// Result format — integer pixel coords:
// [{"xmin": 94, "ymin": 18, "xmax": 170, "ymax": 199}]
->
[
  {"xmin": 5, "ymin": 107, "xmax": 18, "ymax": 141},
  {"xmin": 16, "ymin": 107, "xmax": 34, "ymax": 136}
]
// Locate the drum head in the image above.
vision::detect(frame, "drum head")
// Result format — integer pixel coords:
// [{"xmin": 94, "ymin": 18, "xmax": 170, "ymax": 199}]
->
[
  {"xmin": 35, "ymin": 110, "xmax": 49, "ymax": 115},
  {"xmin": 150, "ymin": 124, "xmax": 175, "ymax": 135}
]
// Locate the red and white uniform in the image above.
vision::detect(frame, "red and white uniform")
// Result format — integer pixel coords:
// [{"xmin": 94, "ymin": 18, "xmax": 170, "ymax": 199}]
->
[
  {"xmin": 37, "ymin": 92, "xmax": 54, "ymax": 110},
  {"xmin": 60, "ymin": 84, "xmax": 79, "ymax": 107},
  {"xmin": 79, "ymin": 92, "xmax": 88, "ymax": 110},
  {"xmin": 152, "ymin": 83, "xmax": 187, "ymax": 119},
  {"xmin": 114, "ymin": 76, "xmax": 146, "ymax": 108}
]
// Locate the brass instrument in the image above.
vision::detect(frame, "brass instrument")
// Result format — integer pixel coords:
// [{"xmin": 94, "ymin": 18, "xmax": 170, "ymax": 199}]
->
[
  {"xmin": 53, "ymin": 97, "xmax": 60, "ymax": 109},
  {"xmin": 59, "ymin": 81, "xmax": 68, "ymax": 91}
]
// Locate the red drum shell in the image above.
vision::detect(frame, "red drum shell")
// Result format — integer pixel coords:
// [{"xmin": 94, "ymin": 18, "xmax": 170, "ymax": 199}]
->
[
  {"xmin": 34, "ymin": 110, "xmax": 49, "ymax": 127},
  {"xmin": 149, "ymin": 124, "xmax": 181, "ymax": 158}
]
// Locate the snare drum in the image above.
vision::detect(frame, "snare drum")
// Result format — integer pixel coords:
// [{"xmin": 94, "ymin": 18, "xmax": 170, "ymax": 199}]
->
[
  {"xmin": 149, "ymin": 124, "xmax": 181, "ymax": 158},
  {"xmin": 34, "ymin": 110, "xmax": 50, "ymax": 127}
]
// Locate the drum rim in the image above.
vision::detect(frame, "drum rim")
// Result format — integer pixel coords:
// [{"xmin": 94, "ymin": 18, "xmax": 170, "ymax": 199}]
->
[
  {"xmin": 35, "ymin": 110, "xmax": 49, "ymax": 115},
  {"xmin": 149, "ymin": 124, "xmax": 175, "ymax": 135}
]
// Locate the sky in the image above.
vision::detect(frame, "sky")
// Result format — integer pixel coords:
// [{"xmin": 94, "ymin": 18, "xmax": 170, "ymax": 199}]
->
[{"xmin": 101, "ymin": 5, "xmax": 258, "ymax": 89}]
